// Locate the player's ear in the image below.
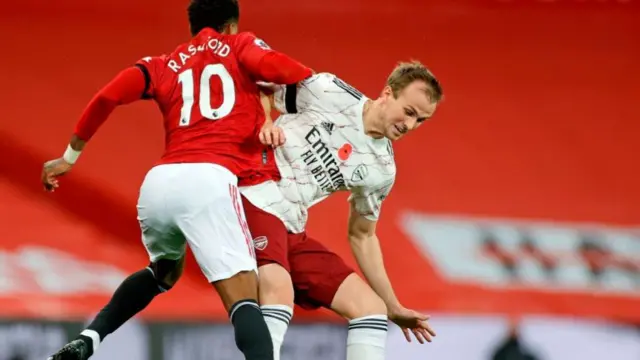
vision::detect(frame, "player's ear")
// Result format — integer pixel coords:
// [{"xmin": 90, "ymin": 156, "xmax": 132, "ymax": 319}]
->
[{"xmin": 381, "ymin": 85, "xmax": 393, "ymax": 100}]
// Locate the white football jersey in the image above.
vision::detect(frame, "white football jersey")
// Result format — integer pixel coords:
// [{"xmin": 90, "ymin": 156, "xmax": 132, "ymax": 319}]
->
[{"xmin": 240, "ymin": 73, "xmax": 396, "ymax": 233}]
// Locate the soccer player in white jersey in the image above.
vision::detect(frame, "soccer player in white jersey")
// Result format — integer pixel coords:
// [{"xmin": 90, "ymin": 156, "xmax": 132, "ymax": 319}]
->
[{"xmin": 238, "ymin": 61, "xmax": 443, "ymax": 360}]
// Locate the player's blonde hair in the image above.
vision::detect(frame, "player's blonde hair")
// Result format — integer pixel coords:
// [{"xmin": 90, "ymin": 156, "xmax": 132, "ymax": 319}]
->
[{"xmin": 386, "ymin": 61, "xmax": 443, "ymax": 102}]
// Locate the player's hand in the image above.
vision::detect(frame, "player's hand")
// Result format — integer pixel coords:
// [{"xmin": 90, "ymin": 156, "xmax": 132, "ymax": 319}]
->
[
  {"xmin": 259, "ymin": 121, "xmax": 285, "ymax": 148},
  {"xmin": 256, "ymin": 82, "xmax": 277, "ymax": 95},
  {"xmin": 388, "ymin": 306, "xmax": 436, "ymax": 344},
  {"xmin": 41, "ymin": 158, "xmax": 73, "ymax": 192}
]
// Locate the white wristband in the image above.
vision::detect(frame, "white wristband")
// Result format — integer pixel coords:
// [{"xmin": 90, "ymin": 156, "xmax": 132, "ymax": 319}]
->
[{"xmin": 63, "ymin": 144, "xmax": 81, "ymax": 164}]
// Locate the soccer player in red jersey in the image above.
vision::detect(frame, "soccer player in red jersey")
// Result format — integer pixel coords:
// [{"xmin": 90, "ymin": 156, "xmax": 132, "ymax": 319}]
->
[{"xmin": 40, "ymin": 1, "xmax": 312, "ymax": 359}]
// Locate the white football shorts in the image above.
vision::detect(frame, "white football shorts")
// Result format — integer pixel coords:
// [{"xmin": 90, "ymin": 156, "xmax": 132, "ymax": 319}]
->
[{"xmin": 137, "ymin": 163, "xmax": 256, "ymax": 282}]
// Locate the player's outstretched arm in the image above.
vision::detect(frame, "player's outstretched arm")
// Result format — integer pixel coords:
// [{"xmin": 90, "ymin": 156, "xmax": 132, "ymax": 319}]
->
[
  {"xmin": 347, "ymin": 204, "xmax": 401, "ymax": 308},
  {"xmin": 236, "ymin": 33, "xmax": 312, "ymax": 85},
  {"xmin": 250, "ymin": 51, "xmax": 312, "ymax": 85},
  {"xmin": 347, "ymin": 202, "xmax": 436, "ymax": 344},
  {"xmin": 41, "ymin": 66, "xmax": 148, "ymax": 192},
  {"xmin": 73, "ymin": 66, "xmax": 148, "ymax": 146}
]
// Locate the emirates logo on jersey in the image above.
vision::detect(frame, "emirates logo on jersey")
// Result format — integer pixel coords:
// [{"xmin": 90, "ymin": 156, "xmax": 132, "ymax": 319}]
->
[{"xmin": 303, "ymin": 127, "xmax": 347, "ymax": 191}]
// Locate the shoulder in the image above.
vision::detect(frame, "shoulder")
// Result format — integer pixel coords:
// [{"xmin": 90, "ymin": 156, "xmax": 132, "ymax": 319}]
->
[
  {"xmin": 296, "ymin": 73, "xmax": 361, "ymax": 109},
  {"xmin": 136, "ymin": 55, "xmax": 169, "ymax": 66},
  {"xmin": 366, "ymin": 175, "xmax": 395, "ymax": 200},
  {"xmin": 230, "ymin": 31, "xmax": 253, "ymax": 46},
  {"xmin": 360, "ymin": 142, "xmax": 396, "ymax": 190},
  {"xmin": 134, "ymin": 55, "xmax": 172, "ymax": 80},
  {"xmin": 301, "ymin": 72, "xmax": 338, "ymax": 89},
  {"xmin": 300, "ymin": 73, "xmax": 365, "ymax": 108},
  {"xmin": 232, "ymin": 32, "xmax": 271, "ymax": 49}
]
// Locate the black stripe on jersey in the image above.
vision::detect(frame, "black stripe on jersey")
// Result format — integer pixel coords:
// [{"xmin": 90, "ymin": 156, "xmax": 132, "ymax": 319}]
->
[
  {"xmin": 332, "ymin": 77, "xmax": 363, "ymax": 100},
  {"xmin": 285, "ymin": 83, "xmax": 298, "ymax": 113},
  {"xmin": 134, "ymin": 64, "xmax": 152, "ymax": 99}
]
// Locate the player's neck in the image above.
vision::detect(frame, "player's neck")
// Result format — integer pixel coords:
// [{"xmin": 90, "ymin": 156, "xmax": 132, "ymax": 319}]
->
[{"xmin": 362, "ymin": 99, "xmax": 385, "ymax": 139}]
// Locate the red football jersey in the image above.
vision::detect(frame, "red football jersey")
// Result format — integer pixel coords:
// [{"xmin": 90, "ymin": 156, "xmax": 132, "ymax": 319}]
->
[{"xmin": 135, "ymin": 28, "xmax": 311, "ymax": 177}]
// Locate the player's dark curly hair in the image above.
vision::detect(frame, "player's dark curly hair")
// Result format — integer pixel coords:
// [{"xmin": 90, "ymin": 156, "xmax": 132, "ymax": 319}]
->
[{"xmin": 187, "ymin": 0, "xmax": 240, "ymax": 36}]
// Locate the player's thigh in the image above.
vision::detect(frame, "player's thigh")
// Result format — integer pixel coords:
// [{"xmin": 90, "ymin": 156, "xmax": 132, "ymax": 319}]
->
[
  {"xmin": 331, "ymin": 273, "xmax": 387, "ymax": 320},
  {"xmin": 137, "ymin": 166, "xmax": 188, "ymax": 265},
  {"xmin": 174, "ymin": 163, "xmax": 257, "ymax": 284},
  {"xmin": 258, "ymin": 263, "xmax": 294, "ymax": 307},
  {"xmin": 288, "ymin": 234, "xmax": 355, "ymax": 311},
  {"xmin": 241, "ymin": 195, "xmax": 293, "ymax": 305}
]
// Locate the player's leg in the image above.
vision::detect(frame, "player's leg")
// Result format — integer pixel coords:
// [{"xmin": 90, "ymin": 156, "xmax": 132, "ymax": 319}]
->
[
  {"xmin": 48, "ymin": 166, "xmax": 188, "ymax": 360},
  {"xmin": 210, "ymin": 270, "xmax": 274, "ymax": 360},
  {"xmin": 71, "ymin": 257, "xmax": 185, "ymax": 357},
  {"xmin": 289, "ymin": 236, "xmax": 388, "ymax": 360},
  {"xmin": 331, "ymin": 274, "xmax": 389, "ymax": 360},
  {"xmin": 241, "ymin": 195, "xmax": 295, "ymax": 360},
  {"xmin": 83, "ymin": 257, "xmax": 185, "ymax": 341},
  {"xmin": 256, "ymin": 264, "xmax": 294, "ymax": 360},
  {"xmin": 178, "ymin": 164, "xmax": 274, "ymax": 360},
  {"xmin": 48, "ymin": 259, "xmax": 185, "ymax": 360}
]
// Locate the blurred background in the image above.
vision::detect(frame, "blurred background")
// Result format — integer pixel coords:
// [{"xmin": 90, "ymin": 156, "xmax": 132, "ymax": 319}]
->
[{"xmin": 1, "ymin": 0, "xmax": 639, "ymax": 359}]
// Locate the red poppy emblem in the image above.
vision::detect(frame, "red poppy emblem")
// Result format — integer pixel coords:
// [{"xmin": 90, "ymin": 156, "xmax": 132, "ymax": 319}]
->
[{"xmin": 338, "ymin": 143, "xmax": 353, "ymax": 161}]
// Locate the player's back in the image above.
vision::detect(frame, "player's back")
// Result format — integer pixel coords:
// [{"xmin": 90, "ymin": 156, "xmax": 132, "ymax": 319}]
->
[{"xmin": 137, "ymin": 28, "xmax": 266, "ymax": 177}]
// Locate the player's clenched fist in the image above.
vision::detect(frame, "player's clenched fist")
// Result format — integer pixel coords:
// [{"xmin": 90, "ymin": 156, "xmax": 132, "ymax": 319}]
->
[
  {"xmin": 41, "ymin": 158, "xmax": 73, "ymax": 192},
  {"xmin": 259, "ymin": 121, "xmax": 286, "ymax": 148}
]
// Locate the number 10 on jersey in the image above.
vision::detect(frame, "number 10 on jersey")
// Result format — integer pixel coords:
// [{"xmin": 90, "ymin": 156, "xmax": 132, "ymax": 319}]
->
[{"xmin": 177, "ymin": 64, "xmax": 236, "ymax": 126}]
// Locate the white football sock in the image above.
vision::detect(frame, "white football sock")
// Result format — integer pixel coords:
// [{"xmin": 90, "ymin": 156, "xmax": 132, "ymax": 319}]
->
[
  {"xmin": 261, "ymin": 305, "xmax": 293, "ymax": 360},
  {"xmin": 346, "ymin": 315, "xmax": 388, "ymax": 360}
]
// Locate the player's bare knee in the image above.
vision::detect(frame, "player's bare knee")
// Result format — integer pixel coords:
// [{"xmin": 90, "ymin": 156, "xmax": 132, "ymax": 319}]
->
[
  {"xmin": 332, "ymin": 274, "xmax": 387, "ymax": 319},
  {"xmin": 346, "ymin": 291, "xmax": 387, "ymax": 319},
  {"xmin": 361, "ymin": 292, "xmax": 387, "ymax": 317},
  {"xmin": 258, "ymin": 263, "xmax": 294, "ymax": 306}
]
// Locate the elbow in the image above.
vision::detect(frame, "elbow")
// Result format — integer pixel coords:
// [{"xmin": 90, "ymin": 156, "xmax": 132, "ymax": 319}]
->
[
  {"xmin": 348, "ymin": 231, "xmax": 369, "ymax": 245},
  {"xmin": 88, "ymin": 92, "xmax": 120, "ymax": 111}
]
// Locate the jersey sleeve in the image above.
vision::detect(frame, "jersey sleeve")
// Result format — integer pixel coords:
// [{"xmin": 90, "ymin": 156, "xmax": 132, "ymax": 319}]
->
[
  {"xmin": 348, "ymin": 180, "xmax": 395, "ymax": 221},
  {"xmin": 235, "ymin": 32, "xmax": 312, "ymax": 85},
  {"xmin": 134, "ymin": 55, "xmax": 167, "ymax": 99},
  {"xmin": 270, "ymin": 73, "xmax": 331, "ymax": 114},
  {"xmin": 73, "ymin": 66, "xmax": 148, "ymax": 141},
  {"xmin": 270, "ymin": 82, "xmax": 301, "ymax": 114},
  {"xmin": 271, "ymin": 73, "xmax": 361, "ymax": 115}
]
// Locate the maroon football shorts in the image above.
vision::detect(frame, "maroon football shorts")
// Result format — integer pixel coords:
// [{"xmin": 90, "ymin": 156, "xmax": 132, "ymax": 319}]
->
[{"xmin": 241, "ymin": 195, "xmax": 354, "ymax": 309}]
